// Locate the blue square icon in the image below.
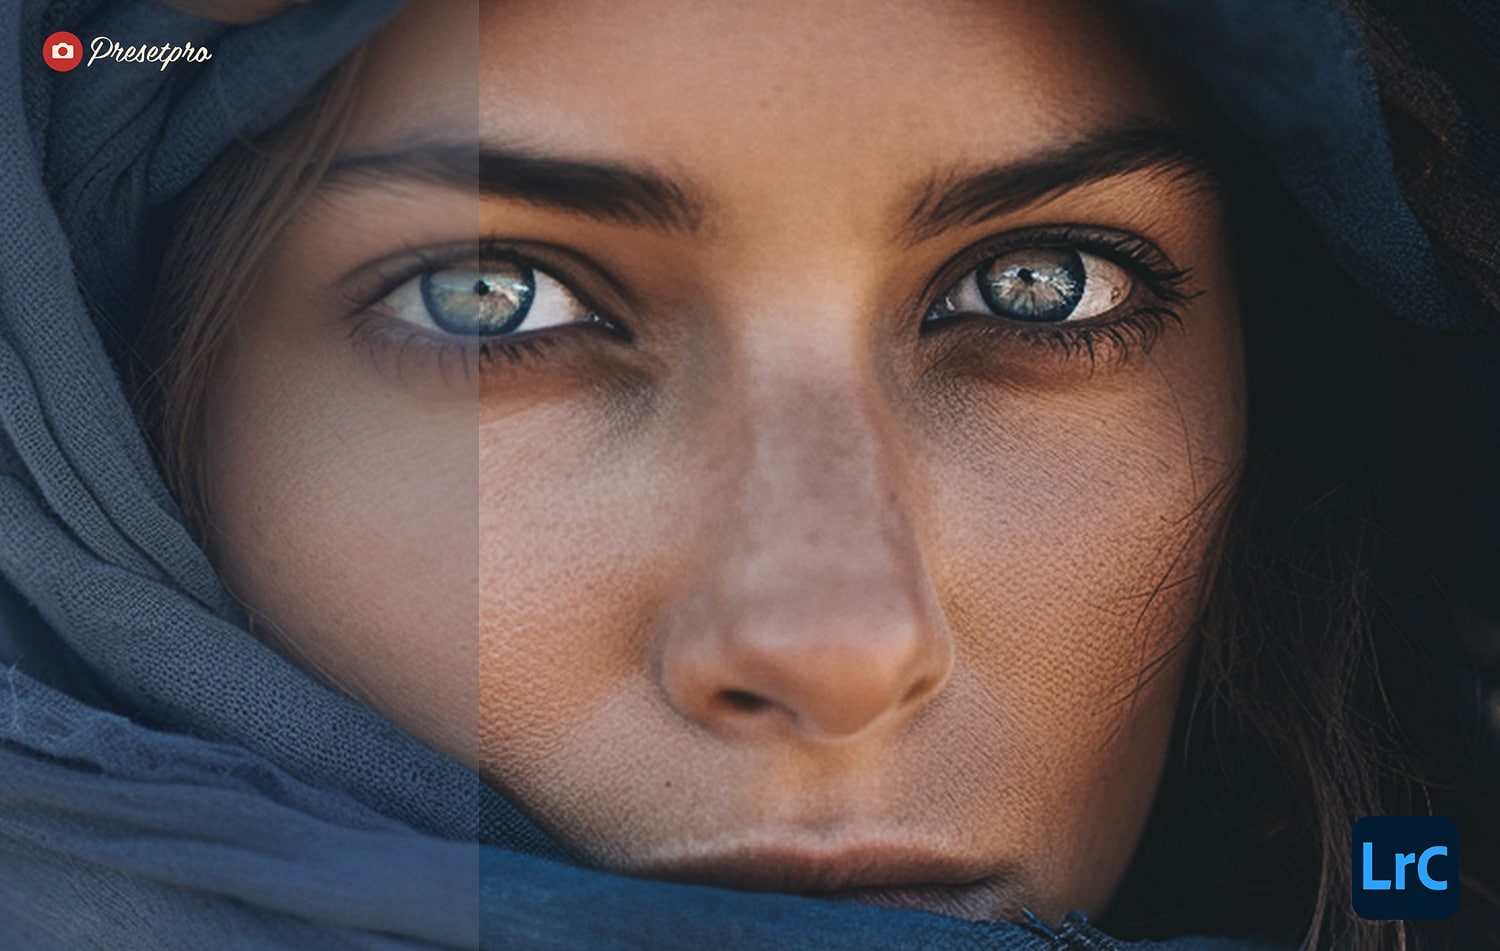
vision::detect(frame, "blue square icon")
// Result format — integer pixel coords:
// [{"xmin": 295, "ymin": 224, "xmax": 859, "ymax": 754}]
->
[{"xmin": 1352, "ymin": 816, "xmax": 1459, "ymax": 920}]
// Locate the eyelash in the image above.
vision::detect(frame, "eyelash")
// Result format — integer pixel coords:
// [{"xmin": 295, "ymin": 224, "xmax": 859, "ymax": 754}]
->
[
  {"xmin": 344, "ymin": 226, "xmax": 1194, "ymax": 376},
  {"xmin": 918, "ymin": 225, "xmax": 1195, "ymax": 366}
]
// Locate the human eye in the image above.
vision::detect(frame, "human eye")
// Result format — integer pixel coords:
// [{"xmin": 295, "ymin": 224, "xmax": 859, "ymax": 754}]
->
[
  {"xmin": 381, "ymin": 257, "xmax": 597, "ymax": 339},
  {"xmin": 930, "ymin": 246, "xmax": 1129, "ymax": 323},
  {"xmin": 922, "ymin": 225, "xmax": 1194, "ymax": 362},
  {"xmin": 342, "ymin": 241, "xmax": 629, "ymax": 379}
]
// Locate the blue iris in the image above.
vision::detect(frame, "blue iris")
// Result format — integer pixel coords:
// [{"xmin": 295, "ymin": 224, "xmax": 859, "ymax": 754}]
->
[
  {"xmin": 977, "ymin": 249, "xmax": 1085, "ymax": 322},
  {"xmin": 420, "ymin": 261, "xmax": 535, "ymax": 335}
]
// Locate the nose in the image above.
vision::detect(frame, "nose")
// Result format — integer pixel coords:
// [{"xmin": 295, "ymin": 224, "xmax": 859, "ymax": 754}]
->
[{"xmin": 657, "ymin": 380, "xmax": 952, "ymax": 743}]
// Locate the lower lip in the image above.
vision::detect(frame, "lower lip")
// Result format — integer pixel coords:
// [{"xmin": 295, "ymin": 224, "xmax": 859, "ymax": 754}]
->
[{"xmin": 823, "ymin": 878, "xmax": 1018, "ymax": 921}]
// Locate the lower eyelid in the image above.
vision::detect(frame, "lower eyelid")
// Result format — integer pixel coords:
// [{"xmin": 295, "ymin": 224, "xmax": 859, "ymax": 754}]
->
[
  {"xmin": 347, "ymin": 306, "xmax": 636, "ymax": 387},
  {"xmin": 926, "ymin": 305, "xmax": 1183, "ymax": 373}
]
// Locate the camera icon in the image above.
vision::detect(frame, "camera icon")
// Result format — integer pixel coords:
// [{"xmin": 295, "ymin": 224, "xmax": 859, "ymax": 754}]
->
[{"xmin": 43, "ymin": 31, "xmax": 83, "ymax": 71}]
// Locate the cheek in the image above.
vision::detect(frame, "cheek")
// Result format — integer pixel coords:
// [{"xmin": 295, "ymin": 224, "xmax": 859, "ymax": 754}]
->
[
  {"xmin": 203, "ymin": 317, "xmax": 485, "ymax": 764},
  {"xmin": 932, "ymin": 374, "xmax": 1234, "ymax": 688},
  {"xmin": 917, "ymin": 310, "xmax": 1244, "ymax": 896},
  {"xmin": 475, "ymin": 394, "xmax": 693, "ymax": 788},
  {"xmin": 931, "ymin": 443, "xmax": 1212, "ymax": 900}
]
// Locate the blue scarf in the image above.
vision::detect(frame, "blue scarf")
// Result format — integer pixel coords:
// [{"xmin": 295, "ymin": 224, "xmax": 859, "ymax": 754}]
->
[{"xmin": 2, "ymin": 0, "xmax": 1492, "ymax": 947}]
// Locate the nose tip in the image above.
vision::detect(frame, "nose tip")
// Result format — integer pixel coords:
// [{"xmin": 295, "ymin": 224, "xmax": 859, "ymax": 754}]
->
[
  {"xmin": 660, "ymin": 585, "xmax": 952, "ymax": 742},
  {"xmin": 658, "ymin": 371, "xmax": 952, "ymax": 742}
]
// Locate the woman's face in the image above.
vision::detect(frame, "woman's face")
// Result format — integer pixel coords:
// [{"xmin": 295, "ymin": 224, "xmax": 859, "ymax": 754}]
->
[{"xmin": 202, "ymin": 0, "xmax": 1243, "ymax": 922}]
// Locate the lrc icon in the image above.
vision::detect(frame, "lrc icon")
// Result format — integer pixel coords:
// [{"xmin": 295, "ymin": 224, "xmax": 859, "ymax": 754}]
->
[{"xmin": 1352, "ymin": 816, "xmax": 1459, "ymax": 920}]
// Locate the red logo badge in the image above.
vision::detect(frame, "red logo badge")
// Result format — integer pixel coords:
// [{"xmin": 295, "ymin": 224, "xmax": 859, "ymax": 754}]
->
[{"xmin": 43, "ymin": 32, "xmax": 83, "ymax": 72}]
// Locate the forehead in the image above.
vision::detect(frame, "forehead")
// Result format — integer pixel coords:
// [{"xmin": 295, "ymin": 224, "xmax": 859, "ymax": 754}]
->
[{"xmin": 347, "ymin": 0, "xmax": 1196, "ymax": 180}]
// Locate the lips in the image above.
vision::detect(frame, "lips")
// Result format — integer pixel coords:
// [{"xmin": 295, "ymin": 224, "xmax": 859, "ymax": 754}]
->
[{"xmin": 637, "ymin": 843, "xmax": 1021, "ymax": 921}]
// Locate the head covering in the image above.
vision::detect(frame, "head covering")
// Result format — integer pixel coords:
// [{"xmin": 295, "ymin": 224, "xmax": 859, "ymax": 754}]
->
[{"xmin": 1, "ymin": 0, "xmax": 1494, "ymax": 948}]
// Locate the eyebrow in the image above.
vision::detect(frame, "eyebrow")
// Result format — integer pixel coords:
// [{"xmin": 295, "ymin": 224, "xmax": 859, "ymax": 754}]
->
[
  {"xmin": 902, "ymin": 125, "xmax": 1218, "ymax": 242},
  {"xmin": 320, "ymin": 124, "xmax": 1214, "ymax": 239},
  {"xmin": 322, "ymin": 143, "xmax": 704, "ymax": 231}
]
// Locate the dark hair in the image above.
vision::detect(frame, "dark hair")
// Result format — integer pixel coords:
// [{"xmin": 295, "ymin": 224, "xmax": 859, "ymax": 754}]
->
[
  {"xmin": 133, "ymin": 53, "xmax": 366, "ymax": 535},
  {"xmin": 1102, "ymin": 132, "xmax": 1500, "ymax": 950}
]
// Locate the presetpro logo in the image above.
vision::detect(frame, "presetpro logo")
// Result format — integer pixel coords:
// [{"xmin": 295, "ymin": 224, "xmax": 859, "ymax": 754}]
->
[
  {"xmin": 1352, "ymin": 816, "xmax": 1459, "ymax": 920},
  {"xmin": 42, "ymin": 32, "xmax": 82, "ymax": 72},
  {"xmin": 41, "ymin": 33, "xmax": 211, "ymax": 72}
]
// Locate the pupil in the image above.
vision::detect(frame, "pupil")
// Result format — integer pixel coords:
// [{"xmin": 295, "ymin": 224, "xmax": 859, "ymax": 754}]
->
[
  {"xmin": 420, "ymin": 261, "xmax": 536, "ymax": 336},
  {"xmin": 978, "ymin": 249, "xmax": 1086, "ymax": 322}
]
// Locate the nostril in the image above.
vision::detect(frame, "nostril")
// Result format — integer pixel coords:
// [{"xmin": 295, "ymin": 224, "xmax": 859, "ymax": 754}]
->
[
  {"xmin": 719, "ymin": 689, "xmax": 771, "ymax": 713},
  {"xmin": 902, "ymin": 677, "xmax": 933, "ymax": 706}
]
